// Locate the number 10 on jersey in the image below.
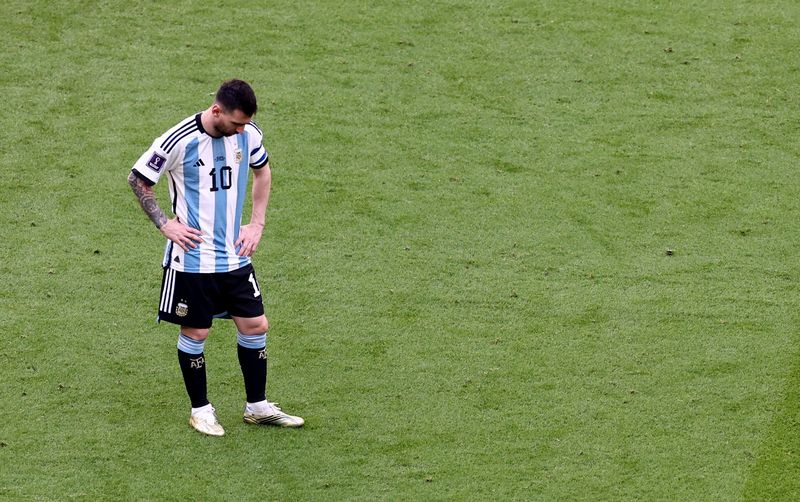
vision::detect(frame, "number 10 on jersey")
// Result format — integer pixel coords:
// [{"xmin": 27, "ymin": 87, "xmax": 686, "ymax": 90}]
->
[{"xmin": 210, "ymin": 166, "xmax": 233, "ymax": 192}]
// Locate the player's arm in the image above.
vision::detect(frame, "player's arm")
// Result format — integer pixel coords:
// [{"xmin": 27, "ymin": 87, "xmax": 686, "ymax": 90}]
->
[
  {"xmin": 128, "ymin": 171, "xmax": 168, "ymax": 228},
  {"xmin": 235, "ymin": 162, "xmax": 271, "ymax": 257},
  {"xmin": 128, "ymin": 171, "xmax": 203, "ymax": 251}
]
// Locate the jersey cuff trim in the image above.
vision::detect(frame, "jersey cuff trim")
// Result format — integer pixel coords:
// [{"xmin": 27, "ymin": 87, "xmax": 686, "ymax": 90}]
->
[
  {"xmin": 251, "ymin": 152, "xmax": 268, "ymax": 168},
  {"xmin": 131, "ymin": 168, "xmax": 156, "ymax": 186}
]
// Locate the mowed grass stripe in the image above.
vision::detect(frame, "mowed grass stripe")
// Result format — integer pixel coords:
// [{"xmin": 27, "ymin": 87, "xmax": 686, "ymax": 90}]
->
[{"xmin": 744, "ymin": 335, "xmax": 800, "ymax": 501}]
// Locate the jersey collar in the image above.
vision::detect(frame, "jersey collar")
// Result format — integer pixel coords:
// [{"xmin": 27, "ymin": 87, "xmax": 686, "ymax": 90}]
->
[{"xmin": 195, "ymin": 112, "xmax": 224, "ymax": 139}]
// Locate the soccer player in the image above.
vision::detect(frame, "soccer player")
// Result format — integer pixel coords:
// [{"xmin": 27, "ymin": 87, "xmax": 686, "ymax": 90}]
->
[{"xmin": 128, "ymin": 79, "xmax": 303, "ymax": 436}]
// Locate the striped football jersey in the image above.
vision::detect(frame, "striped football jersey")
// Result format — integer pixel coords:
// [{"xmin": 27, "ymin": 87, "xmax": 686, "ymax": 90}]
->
[{"xmin": 131, "ymin": 113, "xmax": 269, "ymax": 273}]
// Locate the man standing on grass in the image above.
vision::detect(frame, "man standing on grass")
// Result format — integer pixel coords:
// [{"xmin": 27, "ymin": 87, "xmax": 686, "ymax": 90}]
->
[{"xmin": 127, "ymin": 79, "xmax": 303, "ymax": 436}]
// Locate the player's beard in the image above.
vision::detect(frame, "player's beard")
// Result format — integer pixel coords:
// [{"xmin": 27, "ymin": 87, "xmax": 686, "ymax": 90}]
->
[{"xmin": 219, "ymin": 125, "xmax": 239, "ymax": 137}]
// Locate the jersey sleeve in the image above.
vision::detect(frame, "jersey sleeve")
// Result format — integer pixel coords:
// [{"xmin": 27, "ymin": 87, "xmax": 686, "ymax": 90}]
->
[
  {"xmin": 246, "ymin": 122, "xmax": 269, "ymax": 169},
  {"xmin": 131, "ymin": 132, "xmax": 180, "ymax": 185}
]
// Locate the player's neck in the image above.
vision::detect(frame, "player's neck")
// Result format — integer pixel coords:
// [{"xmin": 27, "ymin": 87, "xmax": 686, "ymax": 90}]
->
[{"xmin": 199, "ymin": 108, "xmax": 223, "ymax": 138}]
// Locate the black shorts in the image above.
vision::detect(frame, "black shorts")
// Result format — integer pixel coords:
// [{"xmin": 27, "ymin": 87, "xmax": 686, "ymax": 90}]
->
[{"xmin": 158, "ymin": 264, "xmax": 265, "ymax": 329}]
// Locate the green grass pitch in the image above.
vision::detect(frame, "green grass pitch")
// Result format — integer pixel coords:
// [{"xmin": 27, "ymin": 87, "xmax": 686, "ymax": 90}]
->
[{"xmin": 2, "ymin": 0, "xmax": 800, "ymax": 500}]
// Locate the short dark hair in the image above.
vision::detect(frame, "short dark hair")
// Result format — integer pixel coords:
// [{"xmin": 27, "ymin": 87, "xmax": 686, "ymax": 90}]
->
[{"xmin": 215, "ymin": 79, "xmax": 258, "ymax": 117}]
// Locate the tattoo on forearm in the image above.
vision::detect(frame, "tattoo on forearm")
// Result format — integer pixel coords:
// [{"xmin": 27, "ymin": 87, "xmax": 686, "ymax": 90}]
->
[{"xmin": 128, "ymin": 172, "xmax": 168, "ymax": 229}]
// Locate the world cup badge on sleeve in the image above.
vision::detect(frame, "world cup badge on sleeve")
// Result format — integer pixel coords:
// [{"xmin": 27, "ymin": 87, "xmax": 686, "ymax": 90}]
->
[{"xmin": 147, "ymin": 152, "xmax": 167, "ymax": 172}]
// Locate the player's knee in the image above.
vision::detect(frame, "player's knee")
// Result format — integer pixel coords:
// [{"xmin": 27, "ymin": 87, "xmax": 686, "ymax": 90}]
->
[
  {"xmin": 251, "ymin": 316, "xmax": 269, "ymax": 334},
  {"xmin": 237, "ymin": 316, "xmax": 268, "ymax": 335},
  {"xmin": 181, "ymin": 327, "xmax": 210, "ymax": 341}
]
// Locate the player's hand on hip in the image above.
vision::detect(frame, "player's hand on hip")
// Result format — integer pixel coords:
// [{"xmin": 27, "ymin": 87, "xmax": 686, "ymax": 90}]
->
[
  {"xmin": 235, "ymin": 223, "xmax": 264, "ymax": 257},
  {"xmin": 160, "ymin": 218, "xmax": 204, "ymax": 252}
]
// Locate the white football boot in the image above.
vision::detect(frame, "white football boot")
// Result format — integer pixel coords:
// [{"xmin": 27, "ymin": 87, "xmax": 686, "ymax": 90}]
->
[
  {"xmin": 189, "ymin": 404, "xmax": 225, "ymax": 436},
  {"xmin": 243, "ymin": 401, "xmax": 305, "ymax": 428}
]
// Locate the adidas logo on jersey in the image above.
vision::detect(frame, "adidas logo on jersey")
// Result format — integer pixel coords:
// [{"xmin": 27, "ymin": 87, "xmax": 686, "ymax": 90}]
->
[{"xmin": 194, "ymin": 159, "xmax": 205, "ymax": 169}]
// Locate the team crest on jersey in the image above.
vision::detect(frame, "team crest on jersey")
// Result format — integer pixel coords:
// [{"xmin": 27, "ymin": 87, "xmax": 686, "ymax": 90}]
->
[
  {"xmin": 147, "ymin": 152, "xmax": 167, "ymax": 172},
  {"xmin": 176, "ymin": 302, "xmax": 189, "ymax": 317},
  {"xmin": 235, "ymin": 148, "xmax": 243, "ymax": 164}
]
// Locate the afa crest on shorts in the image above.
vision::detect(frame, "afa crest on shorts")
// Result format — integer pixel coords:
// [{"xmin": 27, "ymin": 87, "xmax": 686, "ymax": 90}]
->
[{"xmin": 176, "ymin": 302, "xmax": 189, "ymax": 317}]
